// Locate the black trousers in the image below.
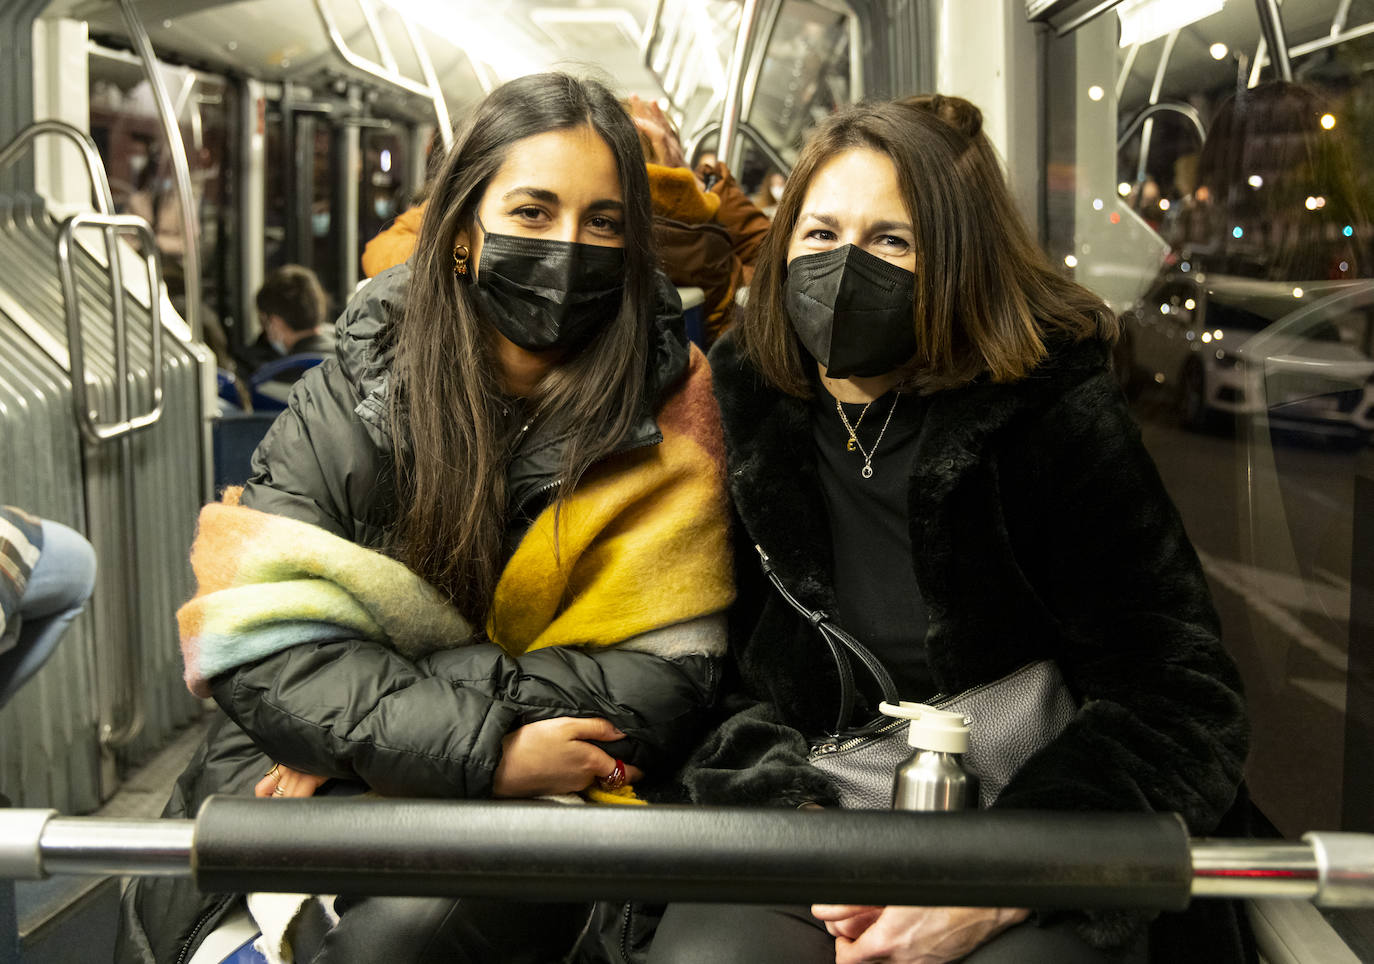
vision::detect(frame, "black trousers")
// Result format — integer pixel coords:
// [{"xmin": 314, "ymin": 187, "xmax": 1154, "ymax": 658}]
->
[
  {"xmin": 647, "ymin": 903, "xmax": 1147, "ymax": 964},
  {"xmin": 304, "ymin": 895, "xmax": 590, "ymax": 963}
]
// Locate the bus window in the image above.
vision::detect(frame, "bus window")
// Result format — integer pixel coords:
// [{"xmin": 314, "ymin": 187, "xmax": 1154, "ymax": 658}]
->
[
  {"xmin": 1045, "ymin": 1, "xmax": 1374, "ymax": 953},
  {"xmin": 742, "ymin": 0, "xmax": 853, "ymax": 167},
  {"xmin": 89, "ymin": 45, "xmax": 238, "ymax": 351},
  {"xmin": 647, "ymin": 0, "xmax": 741, "ymax": 154}
]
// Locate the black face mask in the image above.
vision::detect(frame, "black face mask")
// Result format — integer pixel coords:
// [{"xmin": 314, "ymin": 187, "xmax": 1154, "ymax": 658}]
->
[
  {"xmin": 470, "ymin": 227, "xmax": 626, "ymax": 351},
  {"xmin": 785, "ymin": 244, "xmax": 917, "ymax": 378}
]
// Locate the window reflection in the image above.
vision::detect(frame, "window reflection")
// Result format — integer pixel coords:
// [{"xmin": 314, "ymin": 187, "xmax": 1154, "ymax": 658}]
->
[{"xmin": 1046, "ymin": 3, "xmax": 1374, "ymax": 952}]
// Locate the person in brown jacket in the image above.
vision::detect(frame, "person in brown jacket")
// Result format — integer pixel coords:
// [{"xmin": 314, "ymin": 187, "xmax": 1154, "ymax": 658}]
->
[
  {"xmin": 359, "ymin": 97, "xmax": 770, "ymax": 346},
  {"xmin": 629, "ymin": 95, "xmax": 770, "ymax": 343},
  {"xmin": 360, "ymin": 200, "xmax": 426, "ymax": 280}
]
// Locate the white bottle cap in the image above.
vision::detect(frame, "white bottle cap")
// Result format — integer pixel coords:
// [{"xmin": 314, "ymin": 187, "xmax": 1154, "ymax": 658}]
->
[{"xmin": 878, "ymin": 701, "xmax": 970, "ymax": 754}]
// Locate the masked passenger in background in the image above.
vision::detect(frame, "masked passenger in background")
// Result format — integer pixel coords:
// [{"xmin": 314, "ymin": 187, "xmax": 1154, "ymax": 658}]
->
[
  {"xmin": 651, "ymin": 95, "xmax": 1250, "ymax": 964},
  {"xmin": 116, "ymin": 72, "xmax": 734, "ymax": 964},
  {"xmin": 624, "ymin": 94, "xmax": 770, "ymax": 344}
]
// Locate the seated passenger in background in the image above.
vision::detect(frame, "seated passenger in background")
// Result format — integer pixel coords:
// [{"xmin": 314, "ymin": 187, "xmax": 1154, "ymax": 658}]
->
[
  {"xmin": 625, "ymin": 94, "xmax": 770, "ymax": 344},
  {"xmin": 117, "ymin": 72, "xmax": 733, "ymax": 964},
  {"xmin": 752, "ymin": 169, "xmax": 786, "ymax": 218},
  {"xmin": 0, "ymin": 506, "xmax": 96, "ymax": 710},
  {"xmin": 652, "ymin": 95, "xmax": 1249, "ymax": 964},
  {"xmin": 239, "ymin": 264, "xmax": 334, "ymax": 379}
]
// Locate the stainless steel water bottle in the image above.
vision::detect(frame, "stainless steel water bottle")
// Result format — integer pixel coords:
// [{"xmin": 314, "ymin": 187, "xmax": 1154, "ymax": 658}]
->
[{"xmin": 879, "ymin": 702, "xmax": 973, "ymax": 811}]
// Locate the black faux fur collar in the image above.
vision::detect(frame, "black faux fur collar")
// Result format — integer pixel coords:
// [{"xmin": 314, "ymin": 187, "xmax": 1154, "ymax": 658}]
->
[{"xmin": 709, "ymin": 331, "xmax": 1112, "ymax": 607}]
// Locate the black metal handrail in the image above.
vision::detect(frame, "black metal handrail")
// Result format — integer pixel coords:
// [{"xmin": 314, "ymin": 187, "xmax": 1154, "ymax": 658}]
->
[{"xmin": 2, "ymin": 799, "xmax": 1372, "ymax": 910}]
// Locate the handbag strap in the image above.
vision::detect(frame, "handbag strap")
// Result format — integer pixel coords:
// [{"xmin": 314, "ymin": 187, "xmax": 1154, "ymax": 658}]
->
[{"xmin": 755, "ymin": 545, "xmax": 900, "ymax": 734}]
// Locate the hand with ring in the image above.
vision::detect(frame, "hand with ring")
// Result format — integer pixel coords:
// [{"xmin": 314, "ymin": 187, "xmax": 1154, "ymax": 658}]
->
[
  {"xmin": 598, "ymin": 758, "xmax": 627, "ymax": 791},
  {"xmin": 255, "ymin": 761, "xmax": 329, "ymax": 799},
  {"xmin": 492, "ymin": 717, "xmax": 644, "ymax": 798}
]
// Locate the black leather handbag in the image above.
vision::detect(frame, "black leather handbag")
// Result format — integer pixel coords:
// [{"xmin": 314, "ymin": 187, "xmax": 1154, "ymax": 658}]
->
[{"xmin": 757, "ymin": 545, "xmax": 1077, "ymax": 810}]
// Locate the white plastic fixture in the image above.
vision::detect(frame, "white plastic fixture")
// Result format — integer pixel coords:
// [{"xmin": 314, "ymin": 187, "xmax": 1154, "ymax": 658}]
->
[{"xmin": 1117, "ymin": 0, "xmax": 1226, "ymax": 48}]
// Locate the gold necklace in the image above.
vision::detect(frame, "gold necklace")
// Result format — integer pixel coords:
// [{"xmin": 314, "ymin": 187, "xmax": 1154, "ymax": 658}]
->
[
  {"xmin": 839, "ymin": 399, "xmax": 875, "ymax": 451},
  {"xmin": 835, "ymin": 393, "xmax": 900, "ymax": 478}
]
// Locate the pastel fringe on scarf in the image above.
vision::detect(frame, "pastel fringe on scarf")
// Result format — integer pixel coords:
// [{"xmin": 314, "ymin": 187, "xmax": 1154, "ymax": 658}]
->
[
  {"xmin": 177, "ymin": 489, "xmax": 473, "ymax": 699},
  {"xmin": 178, "ymin": 349, "xmax": 735, "ymax": 700}
]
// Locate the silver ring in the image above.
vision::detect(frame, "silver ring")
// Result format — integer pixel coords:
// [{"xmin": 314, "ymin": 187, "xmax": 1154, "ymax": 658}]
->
[{"xmin": 272, "ymin": 785, "xmax": 286, "ymax": 797}]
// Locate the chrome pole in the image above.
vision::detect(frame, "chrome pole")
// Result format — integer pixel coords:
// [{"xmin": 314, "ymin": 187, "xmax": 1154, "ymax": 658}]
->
[
  {"xmin": 117, "ymin": 0, "xmax": 201, "ymax": 344},
  {"xmin": 40, "ymin": 819, "xmax": 194, "ymax": 878},
  {"xmin": 1255, "ymin": 0, "xmax": 1293, "ymax": 82},
  {"xmin": 1190, "ymin": 840, "xmax": 1320, "ymax": 899},
  {"xmin": 717, "ymin": 0, "xmax": 766, "ymax": 173}
]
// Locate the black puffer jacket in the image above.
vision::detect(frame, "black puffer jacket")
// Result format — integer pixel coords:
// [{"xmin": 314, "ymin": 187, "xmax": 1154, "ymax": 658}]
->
[
  {"xmin": 680, "ymin": 331, "xmax": 1251, "ymax": 959},
  {"xmin": 116, "ymin": 265, "xmax": 725, "ymax": 964}
]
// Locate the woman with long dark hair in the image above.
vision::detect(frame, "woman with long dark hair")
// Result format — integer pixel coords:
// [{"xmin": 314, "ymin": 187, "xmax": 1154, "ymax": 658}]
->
[
  {"xmin": 652, "ymin": 96, "xmax": 1249, "ymax": 963},
  {"xmin": 117, "ymin": 73, "xmax": 734, "ymax": 963}
]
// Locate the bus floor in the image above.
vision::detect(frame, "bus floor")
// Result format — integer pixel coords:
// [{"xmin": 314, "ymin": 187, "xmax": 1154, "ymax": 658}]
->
[{"xmin": 13, "ymin": 713, "xmax": 211, "ymax": 964}]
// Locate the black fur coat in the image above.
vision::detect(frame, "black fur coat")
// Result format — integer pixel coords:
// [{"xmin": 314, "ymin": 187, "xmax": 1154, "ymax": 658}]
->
[{"xmin": 680, "ymin": 330, "xmax": 1252, "ymax": 959}]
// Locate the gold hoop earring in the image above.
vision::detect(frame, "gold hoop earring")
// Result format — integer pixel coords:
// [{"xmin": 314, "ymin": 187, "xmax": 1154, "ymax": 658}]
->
[{"xmin": 453, "ymin": 243, "xmax": 470, "ymax": 277}]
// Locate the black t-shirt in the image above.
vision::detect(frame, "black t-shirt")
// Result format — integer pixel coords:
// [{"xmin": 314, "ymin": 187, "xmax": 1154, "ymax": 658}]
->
[{"xmin": 810, "ymin": 387, "xmax": 934, "ymax": 701}]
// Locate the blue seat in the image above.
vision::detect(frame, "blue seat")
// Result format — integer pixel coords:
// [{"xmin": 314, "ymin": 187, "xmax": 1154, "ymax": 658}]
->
[
  {"xmin": 248, "ymin": 353, "xmax": 328, "ymax": 413},
  {"xmin": 676, "ymin": 286, "xmax": 707, "ymax": 349},
  {"xmin": 216, "ymin": 368, "xmax": 243, "ymax": 411},
  {"xmin": 212, "ymin": 413, "xmax": 279, "ymax": 495}
]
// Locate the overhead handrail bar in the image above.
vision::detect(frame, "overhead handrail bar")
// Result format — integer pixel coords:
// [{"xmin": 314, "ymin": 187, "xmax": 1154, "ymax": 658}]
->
[
  {"xmin": 1332, "ymin": 0, "xmax": 1355, "ymax": 37},
  {"xmin": 4, "ymin": 800, "xmax": 1374, "ymax": 910},
  {"xmin": 1117, "ymin": 102, "xmax": 1206, "ymax": 152},
  {"xmin": 718, "ymin": 0, "xmax": 767, "ymax": 173},
  {"xmin": 313, "ymin": 0, "xmax": 430, "ymax": 97},
  {"xmin": 357, "ymin": 0, "xmax": 400, "ymax": 76},
  {"xmin": 1116, "ymin": 40, "xmax": 1141, "ymax": 103},
  {"xmin": 397, "ymin": 17, "xmax": 453, "ymax": 151},
  {"xmin": 1255, "ymin": 0, "xmax": 1293, "ymax": 82},
  {"xmin": 1053, "ymin": 0, "xmax": 1126, "ymax": 37},
  {"xmin": 1135, "ymin": 28, "xmax": 1179, "ymax": 187},
  {"xmin": 641, "ymin": 0, "xmax": 665, "ymax": 64},
  {"xmin": 311, "ymin": 0, "xmax": 454, "ymax": 152},
  {"xmin": 117, "ymin": 0, "xmax": 201, "ymax": 345},
  {"xmin": 1252, "ymin": 17, "xmax": 1374, "ymax": 69}
]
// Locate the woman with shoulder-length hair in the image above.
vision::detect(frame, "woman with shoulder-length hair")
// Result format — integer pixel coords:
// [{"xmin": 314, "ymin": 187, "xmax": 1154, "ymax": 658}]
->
[
  {"xmin": 652, "ymin": 96, "xmax": 1248, "ymax": 963},
  {"xmin": 117, "ymin": 72, "xmax": 735, "ymax": 964}
]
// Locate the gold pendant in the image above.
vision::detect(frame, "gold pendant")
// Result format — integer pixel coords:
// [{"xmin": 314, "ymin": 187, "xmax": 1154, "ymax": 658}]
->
[{"xmin": 846, "ymin": 438, "xmax": 857, "ymax": 452}]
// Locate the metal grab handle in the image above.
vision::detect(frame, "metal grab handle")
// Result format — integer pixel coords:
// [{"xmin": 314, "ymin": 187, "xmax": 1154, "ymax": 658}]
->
[
  {"xmin": 3, "ymin": 800, "xmax": 1373, "ymax": 911},
  {"xmin": 312, "ymin": 0, "xmax": 454, "ymax": 151},
  {"xmin": 1116, "ymin": 103, "xmax": 1207, "ymax": 153},
  {"xmin": 56, "ymin": 213, "xmax": 165, "ymax": 444},
  {"xmin": 685, "ymin": 119, "xmax": 792, "ymax": 177},
  {"xmin": 0, "ymin": 120, "xmax": 115, "ymax": 214}
]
